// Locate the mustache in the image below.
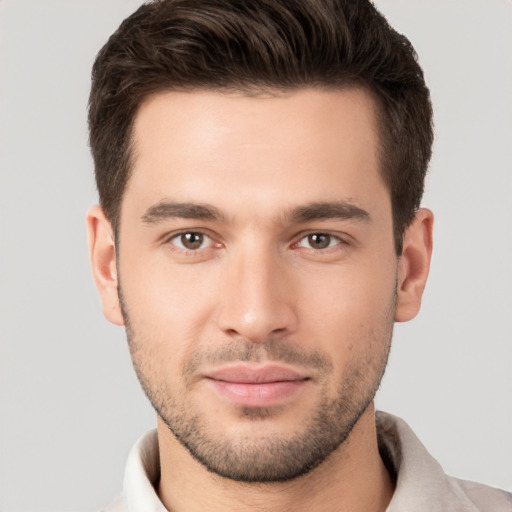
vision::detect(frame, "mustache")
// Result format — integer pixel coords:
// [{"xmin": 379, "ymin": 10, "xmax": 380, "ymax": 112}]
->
[{"xmin": 184, "ymin": 338, "xmax": 332, "ymax": 377}]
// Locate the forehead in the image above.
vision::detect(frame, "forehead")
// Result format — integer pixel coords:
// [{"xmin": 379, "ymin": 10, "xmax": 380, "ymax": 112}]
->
[
  {"xmin": 131, "ymin": 87, "xmax": 379, "ymax": 161},
  {"xmin": 124, "ymin": 87, "xmax": 387, "ymax": 222}
]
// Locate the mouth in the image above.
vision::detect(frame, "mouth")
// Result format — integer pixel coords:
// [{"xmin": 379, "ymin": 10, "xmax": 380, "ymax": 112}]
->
[{"xmin": 204, "ymin": 364, "xmax": 310, "ymax": 407}]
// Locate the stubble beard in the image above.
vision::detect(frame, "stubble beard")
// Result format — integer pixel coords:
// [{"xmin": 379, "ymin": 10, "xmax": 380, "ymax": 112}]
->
[{"xmin": 119, "ymin": 287, "xmax": 394, "ymax": 483}]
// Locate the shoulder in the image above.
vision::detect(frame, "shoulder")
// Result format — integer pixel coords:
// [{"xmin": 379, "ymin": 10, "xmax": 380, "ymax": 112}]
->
[
  {"xmin": 376, "ymin": 411, "xmax": 512, "ymax": 512},
  {"xmin": 446, "ymin": 476, "xmax": 512, "ymax": 512}
]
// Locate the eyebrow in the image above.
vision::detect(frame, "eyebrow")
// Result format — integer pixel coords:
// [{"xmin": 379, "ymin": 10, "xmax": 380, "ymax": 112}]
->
[
  {"xmin": 141, "ymin": 201, "xmax": 224, "ymax": 224},
  {"xmin": 287, "ymin": 201, "xmax": 371, "ymax": 224},
  {"xmin": 141, "ymin": 200, "xmax": 370, "ymax": 225}
]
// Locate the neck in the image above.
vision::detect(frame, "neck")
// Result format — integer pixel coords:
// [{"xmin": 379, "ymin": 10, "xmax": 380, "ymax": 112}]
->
[{"xmin": 157, "ymin": 405, "xmax": 395, "ymax": 512}]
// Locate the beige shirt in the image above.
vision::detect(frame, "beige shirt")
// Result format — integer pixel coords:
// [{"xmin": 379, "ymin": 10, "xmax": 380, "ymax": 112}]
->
[{"xmin": 103, "ymin": 412, "xmax": 512, "ymax": 511}]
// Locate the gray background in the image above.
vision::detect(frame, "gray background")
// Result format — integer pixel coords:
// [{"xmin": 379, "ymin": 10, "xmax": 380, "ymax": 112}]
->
[{"xmin": 1, "ymin": 0, "xmax": 510, "ymax": 510}]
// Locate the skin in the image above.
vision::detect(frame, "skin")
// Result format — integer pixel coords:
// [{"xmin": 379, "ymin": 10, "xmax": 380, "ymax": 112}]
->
[{"xmin": 88, "ymin": 88, "xmax": 433, "ymax": 512}]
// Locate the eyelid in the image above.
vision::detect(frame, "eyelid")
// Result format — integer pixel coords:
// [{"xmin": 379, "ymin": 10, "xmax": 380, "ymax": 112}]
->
[
  {"xmin": 293, "ymin": 230, "xmax": 345, "ymax": 244},
  {"xmin": 299, "ymin": 233, "xmax": 340, "ymax": 247},
  {"xmin": 291, "ymin": 230, "xmax": 353, "ymax": 255},
  {"xmin": 163, "ymin": 229, "xmax": 221, "ymax": 251}
]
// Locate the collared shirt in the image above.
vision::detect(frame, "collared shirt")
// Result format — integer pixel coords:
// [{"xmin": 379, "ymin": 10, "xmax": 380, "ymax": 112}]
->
[{"xmin": 103, "ymin": 412, "xmax": 512, "ymax": 511}]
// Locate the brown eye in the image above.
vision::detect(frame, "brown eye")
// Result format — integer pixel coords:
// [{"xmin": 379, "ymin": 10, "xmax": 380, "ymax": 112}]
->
[
  {"xmin": 295, "ymin": 233, "xmax": 343, "ymax": 251},
  {"xmin": 307, "ymin": 233, "xmax": 331, "ymax": 249},
  {"xmin": 176, "ymin": 232, "xmax": 206, "ymax": 250}
]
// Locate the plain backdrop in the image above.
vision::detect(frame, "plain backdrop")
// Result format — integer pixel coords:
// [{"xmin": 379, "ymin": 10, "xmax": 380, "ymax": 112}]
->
[{"xmin": 0, "ymin": 1, "xmax": 511, "ymax": 510}]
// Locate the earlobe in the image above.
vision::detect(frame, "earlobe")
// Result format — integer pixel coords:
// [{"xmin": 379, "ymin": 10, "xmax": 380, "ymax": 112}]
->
[
  {"xmin": 395, "ymin": 208, "xmax": 434, "ymax": 322},
  {"xmin": 86, "ymin": 205, "xmax": 125, "ymax": 326}
]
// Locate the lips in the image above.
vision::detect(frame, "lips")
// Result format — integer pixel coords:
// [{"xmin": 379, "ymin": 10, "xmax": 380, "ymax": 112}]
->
[
  {"xmin": 204, "ymin": 364, "xmax": 309, "ymax": 407},
  {"xmin": 206, "ymin": 365, "xmax": 307, "ymax": 383}
]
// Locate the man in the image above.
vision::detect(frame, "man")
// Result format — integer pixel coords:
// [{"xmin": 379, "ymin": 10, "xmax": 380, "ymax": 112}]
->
[{"xmin": 86, "ymin": 1, "xmax": 511, "ymax": 511}]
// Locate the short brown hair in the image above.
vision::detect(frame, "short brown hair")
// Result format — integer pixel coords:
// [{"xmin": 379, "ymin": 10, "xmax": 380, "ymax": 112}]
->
[{"xmin": 88, "ymin": 0, "xmax": 433, "ymax": 254}]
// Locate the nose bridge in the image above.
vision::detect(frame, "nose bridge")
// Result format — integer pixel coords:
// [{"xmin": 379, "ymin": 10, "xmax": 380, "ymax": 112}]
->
[{"xmin": 217, "ymin": 237, "xmax": 296, "ymax": 342}]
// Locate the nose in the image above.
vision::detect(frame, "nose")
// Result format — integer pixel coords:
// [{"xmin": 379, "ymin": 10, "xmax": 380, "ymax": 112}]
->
[{"xmin": 216, "ymin": 244, "xmax": 298, "ymax": 343}]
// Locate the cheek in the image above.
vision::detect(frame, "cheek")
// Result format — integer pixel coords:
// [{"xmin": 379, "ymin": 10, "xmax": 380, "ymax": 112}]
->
[
  {"xmin": 297, "ymin": 260, "xmax": 397, "ymax": 352},
  {"xmin": 119, "ymin": 253, "xmax": 222, "ymax": 355}
]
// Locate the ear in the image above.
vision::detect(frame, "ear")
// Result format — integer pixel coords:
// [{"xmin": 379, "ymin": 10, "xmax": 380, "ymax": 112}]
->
[
  {"xmin": 395, "ymin": 208, "xmax": 434, "ymax": 322},
  {"xmin": 86, "ymin": 205, "xmax": 124, "ymax": 326}
]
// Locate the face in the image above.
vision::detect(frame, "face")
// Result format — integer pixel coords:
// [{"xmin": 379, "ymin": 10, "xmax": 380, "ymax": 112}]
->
[{"xmin": 94, "ymin": 88, "xmax": 409, "ymax": 481}]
